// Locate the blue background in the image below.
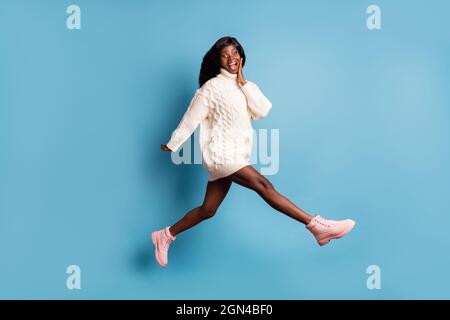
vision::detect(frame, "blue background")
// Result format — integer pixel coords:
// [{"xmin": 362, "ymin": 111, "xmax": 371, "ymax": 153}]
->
[{"xmin": 1, "ymin": 0, "xmax": 449, "ymax": 299}]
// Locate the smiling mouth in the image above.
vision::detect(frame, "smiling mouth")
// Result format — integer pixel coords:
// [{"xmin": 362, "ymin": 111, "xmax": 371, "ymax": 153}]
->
[{"xmin": 228, "ymin": 60, "xmax": 238, "ymax": 68}]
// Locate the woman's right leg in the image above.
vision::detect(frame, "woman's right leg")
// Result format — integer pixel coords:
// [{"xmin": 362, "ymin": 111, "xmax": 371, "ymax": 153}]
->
[{"xmin": 169, "ymin": 176, "xmax": 232, "ymax": 236}]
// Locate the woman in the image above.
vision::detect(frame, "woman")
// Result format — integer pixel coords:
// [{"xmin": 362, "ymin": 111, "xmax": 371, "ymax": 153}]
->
[{"xmin": 153, "ymin": 36, "xmax": 355, "ymax": 267}]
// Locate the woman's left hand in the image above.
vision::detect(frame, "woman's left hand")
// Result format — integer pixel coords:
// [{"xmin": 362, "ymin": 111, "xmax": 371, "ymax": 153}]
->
[
  {"xmin": 160, "ymin": 144, "xmax": 172, "ymax": 152},
  {"xmin": 237, "ymin": 57, "xmax": 247, "ymax": 86}
]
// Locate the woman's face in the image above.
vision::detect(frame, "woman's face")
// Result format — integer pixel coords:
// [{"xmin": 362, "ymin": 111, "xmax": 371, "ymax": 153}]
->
[{"xmin": 219, "ymin": 44, "xmax": 241, "ymax": 74}]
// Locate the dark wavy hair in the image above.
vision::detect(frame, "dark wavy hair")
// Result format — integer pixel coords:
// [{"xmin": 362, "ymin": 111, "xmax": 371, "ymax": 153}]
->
[{"xmin": 198, "ymin": 36, "xmax": 246, "ymax": 87}]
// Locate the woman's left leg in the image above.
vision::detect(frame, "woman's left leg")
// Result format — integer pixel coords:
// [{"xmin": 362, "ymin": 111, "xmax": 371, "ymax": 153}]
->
[{"xmin": 227, "ymin": 165, "xmax": 313, "ymax": 225}]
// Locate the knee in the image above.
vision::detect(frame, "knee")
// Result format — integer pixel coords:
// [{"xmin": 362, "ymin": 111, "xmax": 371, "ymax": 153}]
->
[
  {"xmin": 256, "ymin": 176, "xmax": 275, "ymax": 195},
  {"xmin": 198, "ymin": 205, "xmax": 217, "ymax": 220}
]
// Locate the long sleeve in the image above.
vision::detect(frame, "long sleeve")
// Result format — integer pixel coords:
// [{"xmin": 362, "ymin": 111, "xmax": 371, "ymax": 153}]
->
[
  {"xmin": 240, "ymin": 81, "xmax": 272, "ymax": 120},
  {"xmin": 166, "ymin": 89, "xmax": 210, "ymax": 152}
]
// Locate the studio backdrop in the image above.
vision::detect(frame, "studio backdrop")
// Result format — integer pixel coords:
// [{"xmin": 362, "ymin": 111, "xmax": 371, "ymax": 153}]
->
[{"xmin": 0, "ymin": 0, "xmax": 449, "ymax": 299}]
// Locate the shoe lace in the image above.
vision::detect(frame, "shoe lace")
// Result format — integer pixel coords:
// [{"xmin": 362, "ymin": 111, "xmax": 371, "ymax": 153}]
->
[
  {"xmin": 315, "ymin": 216, "xmax": 331, "ymax": 228},
  {"xmin": 161, "ymin": 237, "xmax": 173, "ymax": 249}
]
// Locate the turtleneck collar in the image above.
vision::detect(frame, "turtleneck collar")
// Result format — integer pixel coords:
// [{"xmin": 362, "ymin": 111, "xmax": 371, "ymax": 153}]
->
[{"xmin": 219, "ymin": 67, "xmax": 238, "ymax": 80}]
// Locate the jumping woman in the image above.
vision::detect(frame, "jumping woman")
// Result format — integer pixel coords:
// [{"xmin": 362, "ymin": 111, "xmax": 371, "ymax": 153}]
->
[{"xmin": 153, "ymin": 36, "xmax": 356, "ymax": 267}]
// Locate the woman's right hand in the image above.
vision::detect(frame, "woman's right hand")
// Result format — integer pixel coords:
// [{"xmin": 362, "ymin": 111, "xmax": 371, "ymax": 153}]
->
[
  {"xmin": 237, "ymin": 57, "xmax": 247, "ymax": 86},
  {"xmin": 160, "ymin": 144, "xmax": 172, "ymax": 152}
]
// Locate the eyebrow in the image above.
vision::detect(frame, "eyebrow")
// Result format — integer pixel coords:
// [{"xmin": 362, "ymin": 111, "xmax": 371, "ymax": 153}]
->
[{"xmin": 221, "ymin": 49, "xmax": 238, "ymax": 54}]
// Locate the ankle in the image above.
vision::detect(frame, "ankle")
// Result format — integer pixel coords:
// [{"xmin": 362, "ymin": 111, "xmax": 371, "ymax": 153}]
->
[
  {"xmin": 304, "ymin": 215, "xmax": 314, "ymax": 225},
  {"xmin": 166, "ymin": 226, "xmax": 176, "ymax": 239}
]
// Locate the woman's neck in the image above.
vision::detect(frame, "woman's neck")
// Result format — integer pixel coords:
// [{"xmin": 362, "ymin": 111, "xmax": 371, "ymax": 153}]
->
[{"xmin": 219, "ymin": 67, "xmax": 237, "ymax": 80}]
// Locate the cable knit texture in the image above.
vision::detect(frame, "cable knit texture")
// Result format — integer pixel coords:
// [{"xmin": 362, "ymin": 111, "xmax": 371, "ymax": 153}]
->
[{"xmin": 166, "ymin": 67, "xmax": 272, "ymax": 181}]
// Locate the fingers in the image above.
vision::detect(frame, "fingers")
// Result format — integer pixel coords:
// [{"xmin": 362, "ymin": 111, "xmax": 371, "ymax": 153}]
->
[
  {"xmin": 160, "ymin": 144, "xmax": 171, "ymax": 152},
  {"xmin": 237, "ymin": 57, "xmax": 245, "ymax": 86},
  {"xmin": 161, "ymin": 144, "xmax": 172, "ymax": 152}
]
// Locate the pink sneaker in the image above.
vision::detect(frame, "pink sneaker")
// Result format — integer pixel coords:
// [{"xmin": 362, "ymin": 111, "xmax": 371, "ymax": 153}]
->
[
  {"xmin": 306, "ymin": 214, "xmax": 355, "ymax": 246},
  {"xmin": 151, "ymin": 226, "xmax": 176, "ymax": 267}
]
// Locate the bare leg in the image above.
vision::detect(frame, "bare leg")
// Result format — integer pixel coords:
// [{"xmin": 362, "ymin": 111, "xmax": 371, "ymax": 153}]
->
[
  {"xmin": 169, "ymin": 176, "xmax": 232, "ymax": 236},
  {"xmin": 228, "ymin": 165, "xmax": 313, "ymax": 225}
]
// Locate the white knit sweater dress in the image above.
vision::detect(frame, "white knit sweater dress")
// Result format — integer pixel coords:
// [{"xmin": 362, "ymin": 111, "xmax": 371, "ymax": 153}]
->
[{"xmin": 166, "ymin": 67, "xmax": 272, "ymax": 181}]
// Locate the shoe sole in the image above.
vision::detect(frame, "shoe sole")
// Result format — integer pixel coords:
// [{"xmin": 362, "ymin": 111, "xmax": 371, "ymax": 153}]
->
[
  {"xmin": 318, "ymin": 220, "xmax": 356, "ymax": 246},
  {"xmin": 151, "ymin": 232, "xmax": 167, "ymax": 267}
]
